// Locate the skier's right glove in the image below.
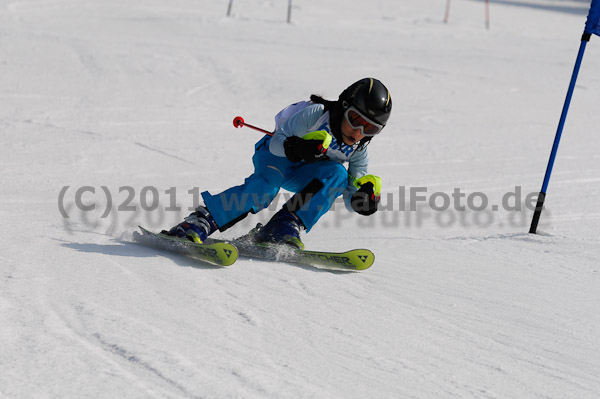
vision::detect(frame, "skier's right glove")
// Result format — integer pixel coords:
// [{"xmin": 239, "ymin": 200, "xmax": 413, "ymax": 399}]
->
[
  {"xmin": 351, "ymin": 175, "xmax": 382, "ymax": 216},
  {"xmin": 283, "ymin": 131, "xmax": 332, "ymax": 163}
]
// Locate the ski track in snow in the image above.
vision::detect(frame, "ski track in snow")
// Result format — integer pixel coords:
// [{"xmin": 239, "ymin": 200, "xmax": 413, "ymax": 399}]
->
[{"xmin": 1, "ymin": 0, "xmax": 600, "ymax": 398}]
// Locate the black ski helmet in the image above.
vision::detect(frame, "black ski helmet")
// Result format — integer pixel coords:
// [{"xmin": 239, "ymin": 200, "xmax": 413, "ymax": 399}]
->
[{"xmin": 339, "ymin": 78, "xmax": 392, "ymax": 127}]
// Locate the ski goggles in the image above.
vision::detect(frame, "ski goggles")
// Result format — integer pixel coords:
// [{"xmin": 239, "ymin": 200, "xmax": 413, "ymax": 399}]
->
[{"xmin": 343, "ymin": 106, "xmax": 384, "ymax": 137}]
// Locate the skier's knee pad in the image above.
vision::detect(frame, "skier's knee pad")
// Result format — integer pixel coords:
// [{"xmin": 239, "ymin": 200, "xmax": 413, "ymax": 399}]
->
[{"xmin": 259, "ymin": 164, "xmax": 286, "ymax": 187}]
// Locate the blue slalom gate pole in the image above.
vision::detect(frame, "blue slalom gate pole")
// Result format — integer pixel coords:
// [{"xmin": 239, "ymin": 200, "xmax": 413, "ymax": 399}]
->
[{"xmin": 529, "ymin": 33, "xmax": 591, "ymax": 234}]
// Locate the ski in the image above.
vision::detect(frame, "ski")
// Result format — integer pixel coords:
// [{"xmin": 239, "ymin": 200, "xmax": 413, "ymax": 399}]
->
[
  {"xmin": 206, "ymin": 235, "xmax": 374, "ymax": 271},
  {"xmin": 134, "ymin": 226, "xmax": 238, "ymax": 267},
  {"xmin": 288, "ymin": 247, "xmax": 374, "ymax": 271}
]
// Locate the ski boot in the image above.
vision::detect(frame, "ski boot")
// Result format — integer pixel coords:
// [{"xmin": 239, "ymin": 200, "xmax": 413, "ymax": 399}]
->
[
  {"xmin": 254, "ymin": 207, "xmax": 305, "ymax": 249},
  {"xmin": 164, "ymin": 206, "xmax": 218, "ymax": 244}
]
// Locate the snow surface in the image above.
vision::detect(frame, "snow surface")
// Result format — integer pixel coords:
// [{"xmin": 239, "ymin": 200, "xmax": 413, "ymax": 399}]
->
[{"xmin": 2, "ymin": 0, "xmax": 600, "ymax": 397}]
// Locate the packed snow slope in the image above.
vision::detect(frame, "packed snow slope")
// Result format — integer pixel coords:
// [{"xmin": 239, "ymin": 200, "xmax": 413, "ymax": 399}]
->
[{"xmin": 2, "ymin": 0, "xmax": 600, "ymax": 398}]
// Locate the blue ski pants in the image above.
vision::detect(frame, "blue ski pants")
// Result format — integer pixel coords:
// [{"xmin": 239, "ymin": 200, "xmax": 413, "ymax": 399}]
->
[{"xmin": 202, "ymin": 136, "xmax": 348, "ymax": 232}]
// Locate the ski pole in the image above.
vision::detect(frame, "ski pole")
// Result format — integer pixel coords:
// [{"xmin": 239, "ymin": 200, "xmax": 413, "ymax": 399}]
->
[
  {"xmin": 232, "ymin": 116, "xmax": 274, "ymax": 136},
  {"xmin": 443, "ymin": 0, "xmax": 451, "ymax": 23}
]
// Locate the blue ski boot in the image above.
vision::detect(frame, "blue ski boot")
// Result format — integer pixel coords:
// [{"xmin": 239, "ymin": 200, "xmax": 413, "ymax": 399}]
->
[
  {"xmin": 254, "ymin": 207, "xmax": 305, "ymax": 249},
  {"xmin": 165, "ymin": 206, "xmax": 218, "ymax": 244}
]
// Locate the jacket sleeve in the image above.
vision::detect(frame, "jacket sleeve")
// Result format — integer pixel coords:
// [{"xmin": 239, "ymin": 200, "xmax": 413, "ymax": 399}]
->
[
  {"xmin": 269, "ymin": 104, "xmax": 325, "ymax": 157},
  {"xmin": 343, "ymin": 147, "xmax": 369, "ymax": 212}
]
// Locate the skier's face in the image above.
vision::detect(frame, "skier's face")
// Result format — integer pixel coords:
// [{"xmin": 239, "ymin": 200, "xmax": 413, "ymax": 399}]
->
[{"xmin": 340, "ymin": 117, "xmax": 366, "ymax": 145}]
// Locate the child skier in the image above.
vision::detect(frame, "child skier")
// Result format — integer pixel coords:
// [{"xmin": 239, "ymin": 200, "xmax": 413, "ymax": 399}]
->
[{"xmin": 166, "ymin": 77, "xmax": 392, "ymax": 249}]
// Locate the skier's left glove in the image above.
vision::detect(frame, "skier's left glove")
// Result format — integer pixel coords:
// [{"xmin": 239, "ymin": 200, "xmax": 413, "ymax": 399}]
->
[{"xmin": 351, "ymin": 175, "xmax": 381, "ymax": 216}]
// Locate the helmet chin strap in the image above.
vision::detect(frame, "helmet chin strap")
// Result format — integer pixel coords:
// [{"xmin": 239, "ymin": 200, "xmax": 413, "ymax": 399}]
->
[
  {"xmin": 356, "ymin": 136, "xmax": 373, "ymax": 150},
  {"xmin": 341, "ymin": 130, "xmax": 356, "ymax": 144},
  {"xmin": 341, "ymin": 131, "xmax": 372, "ymax": 149}
]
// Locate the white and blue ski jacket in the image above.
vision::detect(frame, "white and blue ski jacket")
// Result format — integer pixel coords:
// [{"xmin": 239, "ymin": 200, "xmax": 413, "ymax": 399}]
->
[{"xmin": 269, "ymin": 101, "xmax": 369, "ymax": 211}]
